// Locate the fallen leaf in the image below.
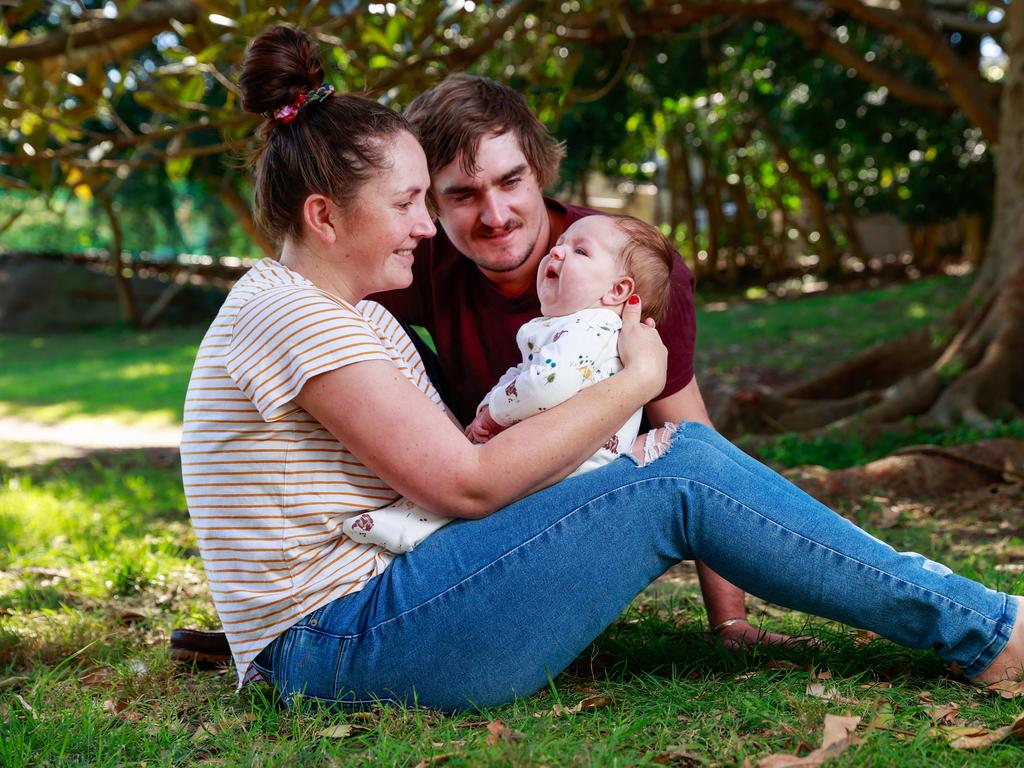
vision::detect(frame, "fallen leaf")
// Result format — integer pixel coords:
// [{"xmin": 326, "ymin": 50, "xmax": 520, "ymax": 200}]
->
[
  {"xmin": 485, "ymin": 720, "xmax": 525, "ymax": 746},
  {"xmin": 412, "ymin": 756, "xmax": 453, "ymax": 768},
  {"xmin": 13, "ymin": 694, "xmax": 38, "ymax": 720},
  {"xmin": 948, "ymin": 711, "xmax": 1024, "ymax": 750},
  {"xmin": 917, "ymin": 692, "xmax": 934, "ymax": 703},
  {"xmin": 857, "ymin": 681, "xmax": 892, "ymax": 691},
  {"xmin": 733, "ymin": 671, "xmax": 757, "ymax": 682},
  {"xmin": 925, "ymin": 703, "xmax": 960, "ymax": 723},
  {"xmin": 192, "ymin": 722, "xmax": 219, "ymax": 742},
  {"xmin": 805, "ymin": 683, "xmax": 858, "ymax": 705},
  {"xmin": 103, "ymin": 698, "xmax": 127, "ymax": 716},
  {"xmin": 766, "ymin": 661, "xmax": 801, "ymax": 671},
  {"xmin": 548, "ymin": 694, "xmax": 614, "ymax": 717},
  {"xmin": 986, "ymin": 679, "xmax": 1024, "ymax": 699},
  {"xmin": 319, "ymin": 723, "xmax": 353, "ymax": 739},
  {"xmin": 79, "ymin": 667, "xmax": 115, "ymax": 689},
  {"xmin": 852, "ymin": 630, "xmax": 880, "ymax": 647},
  {"xmin": 653, "ymin": 746, "xmax": 705, "ymax": 765},
  {"xmin": 113, "ymin": 607, "xmax": 147, "ymax": 623},
  {"xmin": 0, "ymin": 676, "xmax": 29, "ymax": 691},
  {"xmin": 812, "ymin": 670, "xmax": 832, "ymax": 681},
  {"xmin": 757, "ymin": 715, "xmax": 861, "ymax": 767}
]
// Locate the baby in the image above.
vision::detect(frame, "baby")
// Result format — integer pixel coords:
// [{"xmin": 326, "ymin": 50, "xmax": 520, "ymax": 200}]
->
[{"xmin": 342, "ymin": 214, "xmax": 675, "ymax": 552}]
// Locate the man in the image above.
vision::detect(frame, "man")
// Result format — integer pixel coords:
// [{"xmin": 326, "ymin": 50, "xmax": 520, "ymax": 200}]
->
[
  {"xmin": 375, "ymin": 75, "xmax": 791, "ymax": 649},
  {"xmin": 170, "ymin": 75, "xmax": 788, "ymax": 665}
]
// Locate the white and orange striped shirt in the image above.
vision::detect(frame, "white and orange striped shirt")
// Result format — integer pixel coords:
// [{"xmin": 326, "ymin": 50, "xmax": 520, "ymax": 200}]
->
[{"xmin": 181, "ymin": 258, "xmax": 443, "ymax": 685}]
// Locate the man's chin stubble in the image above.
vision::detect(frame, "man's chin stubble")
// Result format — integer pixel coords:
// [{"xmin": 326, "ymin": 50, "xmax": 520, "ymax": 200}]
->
[{"xmin": 474, "ymin": 238, "xmax": 538, "ymax": 274}]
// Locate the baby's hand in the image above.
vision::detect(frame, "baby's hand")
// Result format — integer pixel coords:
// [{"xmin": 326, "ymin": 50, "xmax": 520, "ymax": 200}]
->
[{"xmin": 465, "ymin": 406, "xmax": 504, "ymax": 444}]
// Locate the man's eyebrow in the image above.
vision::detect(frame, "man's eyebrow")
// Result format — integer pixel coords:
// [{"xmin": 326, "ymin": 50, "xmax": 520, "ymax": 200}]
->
[
  {"xmin": 439, "ymin": 163, "xmax": 529, "ymax": 196},
  {"xmin": 499, "ymin": 164, "xmax": 528, "ymax": 183}
]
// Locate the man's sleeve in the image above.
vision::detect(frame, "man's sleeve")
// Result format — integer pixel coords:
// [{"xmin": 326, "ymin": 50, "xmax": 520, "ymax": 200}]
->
[{"xmin": 657, "ymin": 256, "xmax": 697, "ymax": 399}]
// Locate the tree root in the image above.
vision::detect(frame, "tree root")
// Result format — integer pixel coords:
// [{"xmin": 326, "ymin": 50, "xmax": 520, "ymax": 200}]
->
[
  {"xmin": 719, "ymin": 268, "xmax": 1024, "ymax": 437},
  {"xmin": 788, "ymin": 439, "xmax": 1024, "ymax": 506}
]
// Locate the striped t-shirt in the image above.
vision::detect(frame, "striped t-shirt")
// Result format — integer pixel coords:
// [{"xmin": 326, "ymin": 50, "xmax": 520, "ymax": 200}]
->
[{"xmin": 181, "ymin": 258, "xmax": 443, "ymax": 685}]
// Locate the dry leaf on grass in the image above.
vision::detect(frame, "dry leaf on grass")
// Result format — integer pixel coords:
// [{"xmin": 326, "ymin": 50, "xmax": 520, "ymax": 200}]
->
[
  {"xmin": 0, "ymin": 676, "xmax": 29, "ymax": 691},
  {"xmin": 652, "ymin": 746, "xmax": 706, "ymax": 765},
  {"xmin": 485, "ymin": 720, "xmax": 525, "ymax": 746},
  {"xmin": 13, "ymin": 694, "xmax": 38, "ymax": 720},
  {"xmin": 192, "ymin": 722, "xmax": 219, "ymax": 742},
  {"xmin": 805, "ymin": 682, "xmax": 858, "ymax": 705},
  {"xmin": 549, "ymin": 694, "xmax": 614, "ymax": 716},
  {"xmin": 413, "ymin": 756, "xmax": 453, "ymax": 768},
  {"xmin": 79, "ymin": 667, "xmax": 115, "ymax": 689},
  {"xmin": 986, "ymin": 679, "xmax": 1024, "ymax": 699},
  {"xmin": 946, "ymin": 710, "xmax": 1024, "ymax": 750},
  {"xmin": 925, "ymin": 703, "xmax": 961, "ymax": 723},
  {"xmin": 102, "ymin": 698, "xmax": 127, "ymax": 716},
  {"xmin": 757, "ymin": 715, "xmax": 861, "ymax": 767},
  {"xmin": 319, "ymin": 723, "xmax": 353, "ymax": 739}
]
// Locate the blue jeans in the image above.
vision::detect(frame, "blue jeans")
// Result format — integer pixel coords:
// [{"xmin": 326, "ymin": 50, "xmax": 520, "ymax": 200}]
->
[{"xmin": 252, "ymin": 423, "xmax": 1016, "ymax": 711}]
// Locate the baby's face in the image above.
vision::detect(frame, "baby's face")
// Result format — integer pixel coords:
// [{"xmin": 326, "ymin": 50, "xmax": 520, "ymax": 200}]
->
[{"xmin": 536, "ymin": 216, "xmax": 629, "ymax": 317}]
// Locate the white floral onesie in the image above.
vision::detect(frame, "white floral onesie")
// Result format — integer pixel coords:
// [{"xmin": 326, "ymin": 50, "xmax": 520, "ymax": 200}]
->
[
  {"xmin": 485, "ymin": 308, "xmax": 642, "ymax": 476},
  {"xmin": 342, "ymin": 308, "xmax": 641, "ymax": 553}
]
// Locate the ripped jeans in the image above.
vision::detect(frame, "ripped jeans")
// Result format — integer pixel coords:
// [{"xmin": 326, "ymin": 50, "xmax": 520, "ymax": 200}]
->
[{"xmin": 252, "ymin": 422, "xmax": 1016, "ymax": 711}]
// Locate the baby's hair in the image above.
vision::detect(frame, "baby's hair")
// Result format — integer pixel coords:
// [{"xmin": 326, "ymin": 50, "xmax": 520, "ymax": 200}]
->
[{"xmin": 611, "ymin": 215, "xmax": 675, "ymax": 324}]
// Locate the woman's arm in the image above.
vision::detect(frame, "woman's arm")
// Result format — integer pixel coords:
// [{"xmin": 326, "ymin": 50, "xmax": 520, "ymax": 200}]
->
[{"xmin": 296, "ymin": 297, "xmax": 666, "ymax": 519}]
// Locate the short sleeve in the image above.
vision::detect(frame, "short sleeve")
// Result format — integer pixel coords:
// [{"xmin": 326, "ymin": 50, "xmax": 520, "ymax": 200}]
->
[{"xmin": 226, "ymin": 286, "xmax": 392, "ymax": 422}]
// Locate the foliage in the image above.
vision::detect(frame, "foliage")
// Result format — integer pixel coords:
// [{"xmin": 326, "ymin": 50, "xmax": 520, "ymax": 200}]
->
[{"xmin": 0, "ymin": 1, "xmax": 1010, "ymax": 283}]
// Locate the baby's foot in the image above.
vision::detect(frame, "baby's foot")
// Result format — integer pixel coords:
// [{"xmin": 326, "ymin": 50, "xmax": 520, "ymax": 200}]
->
[{"xmin": 970, "ymin": 596, "xmax": 1024, "ymax": 685}]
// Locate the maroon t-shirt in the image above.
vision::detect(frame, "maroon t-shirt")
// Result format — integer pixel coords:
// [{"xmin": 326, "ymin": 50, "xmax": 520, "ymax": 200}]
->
[{"xmin": 373, "ymin": 198, "xmax": 696, "ymax": 425}]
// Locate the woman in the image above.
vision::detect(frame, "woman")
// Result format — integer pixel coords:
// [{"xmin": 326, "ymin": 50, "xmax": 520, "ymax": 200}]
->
[{"xmin": 181, "ymin": 25, "xmax": 1023, "ymax": 712}]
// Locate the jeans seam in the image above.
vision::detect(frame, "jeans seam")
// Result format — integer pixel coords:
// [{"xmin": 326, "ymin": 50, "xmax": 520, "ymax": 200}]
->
[{"xmin": 680, "ymin": 475, "xmax": 1006, "ymax": 628}]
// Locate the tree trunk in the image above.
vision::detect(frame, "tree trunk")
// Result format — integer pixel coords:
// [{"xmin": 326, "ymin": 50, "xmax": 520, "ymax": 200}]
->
[
  {"xmin": 960, "ymin": 212, "xmax": 986, "ymax": 267},
  {"xmin": 720, "ymin": 3, "xmax": 1024, "ymax": 437},
  {"xmin": 668, "ymin": 134, "xmax": 702, "ymax": 277},
  {"xmin": 98, "ymin": 192, "xmax": 141, "ymax": 328},
  {"xmin": 697, "ymin": 148, "xmax": 724, "ymax": 285},
  {"xmin": 825, "ymin": 152, "xmax": 868, "ymax": 266}
]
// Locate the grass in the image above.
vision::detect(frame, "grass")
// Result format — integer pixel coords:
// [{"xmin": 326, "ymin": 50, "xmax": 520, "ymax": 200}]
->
[
  {"xmin": 696, "ymin": 273, "xmax": 968, "ymax": 374},
  {"xmin": 1, "ymin": 457, "xmax": 1023, "ymax": 766},
  {"xmin": 0, "ymin": 325, "xmax": 204, "ymax": 427},
  {"xmin": 3, "ymin": 271, "xmax": 1023, "ymax": 764}
]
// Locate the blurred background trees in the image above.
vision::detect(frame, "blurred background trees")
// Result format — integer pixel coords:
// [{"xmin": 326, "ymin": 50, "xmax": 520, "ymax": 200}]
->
[{"xmin": 2, "ymin": 0, "xmax": 1021, "ymax": 432}]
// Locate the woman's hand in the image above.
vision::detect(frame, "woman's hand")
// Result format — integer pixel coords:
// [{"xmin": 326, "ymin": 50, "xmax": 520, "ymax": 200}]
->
[{"xmin": 617, "ymin": 295, "xmax": 667, "ymax": 402}]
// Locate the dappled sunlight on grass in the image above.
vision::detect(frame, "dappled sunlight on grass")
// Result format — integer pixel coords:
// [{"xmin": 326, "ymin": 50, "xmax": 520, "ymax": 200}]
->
[{"xmin": 0, "ymin": 325, "xmax": 204, "ymax": 425}]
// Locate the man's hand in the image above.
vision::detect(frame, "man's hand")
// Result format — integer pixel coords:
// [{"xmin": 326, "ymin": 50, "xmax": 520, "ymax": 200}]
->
[{"xmin": 465, "ymin": 405, "xmax": 504, "ymax": 444}]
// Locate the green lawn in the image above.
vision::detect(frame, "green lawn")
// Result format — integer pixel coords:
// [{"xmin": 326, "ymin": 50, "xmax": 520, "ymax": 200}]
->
[
  {"xmin": 1, "ymin": 457, "xmax": 1022, "ymax": 765},
  {"xmin": 0, "ymin": 273, "xmax": 970, "ymax": 429},
  {"xmin": 4, "ymin": 274, "xmax": 1024, "ymax": 765},
  {"xmin": 0, "ymin": 325, "xmax": 205, "ymax": 427}
]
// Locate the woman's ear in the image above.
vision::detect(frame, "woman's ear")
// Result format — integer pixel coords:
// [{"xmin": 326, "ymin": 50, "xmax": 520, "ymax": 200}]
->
[
  {"xmin": 302, "ymin": 194, "xmax": 339, "ymax": 244},
  {"xmin": 602, "ymin": 275, "xmax": 636, "ymax": 308}
]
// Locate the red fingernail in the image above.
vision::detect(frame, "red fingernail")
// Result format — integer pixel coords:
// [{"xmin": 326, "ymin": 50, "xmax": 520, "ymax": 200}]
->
[{"xmin": 628, "ymin": 294, "xmax": 640, "ymax": 305}]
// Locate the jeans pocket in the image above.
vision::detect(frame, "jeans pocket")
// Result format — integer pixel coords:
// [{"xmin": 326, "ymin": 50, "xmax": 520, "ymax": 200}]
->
[{"xmin": 275, "ymin": 622, "xmax": 350, "ymax": 703}]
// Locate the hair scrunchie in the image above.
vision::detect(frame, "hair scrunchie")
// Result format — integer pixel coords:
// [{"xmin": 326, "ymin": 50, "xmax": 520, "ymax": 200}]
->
[{"xmin": 272, "ymin": 83, "xmax": 336, "ymax": 124}]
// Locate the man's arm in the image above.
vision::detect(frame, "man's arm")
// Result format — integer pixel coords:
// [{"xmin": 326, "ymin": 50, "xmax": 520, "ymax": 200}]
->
[{"xmin": 645, "ymin": 376, "xmax": 798, "ymax": 649}]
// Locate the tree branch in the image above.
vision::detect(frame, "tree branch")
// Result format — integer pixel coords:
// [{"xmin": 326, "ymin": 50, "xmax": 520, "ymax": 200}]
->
[
  {"xmin": 775, "ymin": 8, "xmax": 957, "ymax": 113},
  {"xmin": 0, "ymin": 0, "xmax": 199, "ymax": 65}
]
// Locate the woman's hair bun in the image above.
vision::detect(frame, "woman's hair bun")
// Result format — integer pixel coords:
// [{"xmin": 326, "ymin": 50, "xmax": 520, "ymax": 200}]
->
[{"xmin": 239, "ymin": 25, "xmax": 325, "ymax": 116}]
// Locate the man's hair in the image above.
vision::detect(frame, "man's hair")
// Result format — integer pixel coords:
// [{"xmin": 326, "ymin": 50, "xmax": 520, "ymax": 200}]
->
[
  {"xmin": 612, "ymin": 215, "xmax": 675, "ymax": 325},
  {"xmin": 404, "ymin": 74, "xmax": 565, "ymax": 188}
]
